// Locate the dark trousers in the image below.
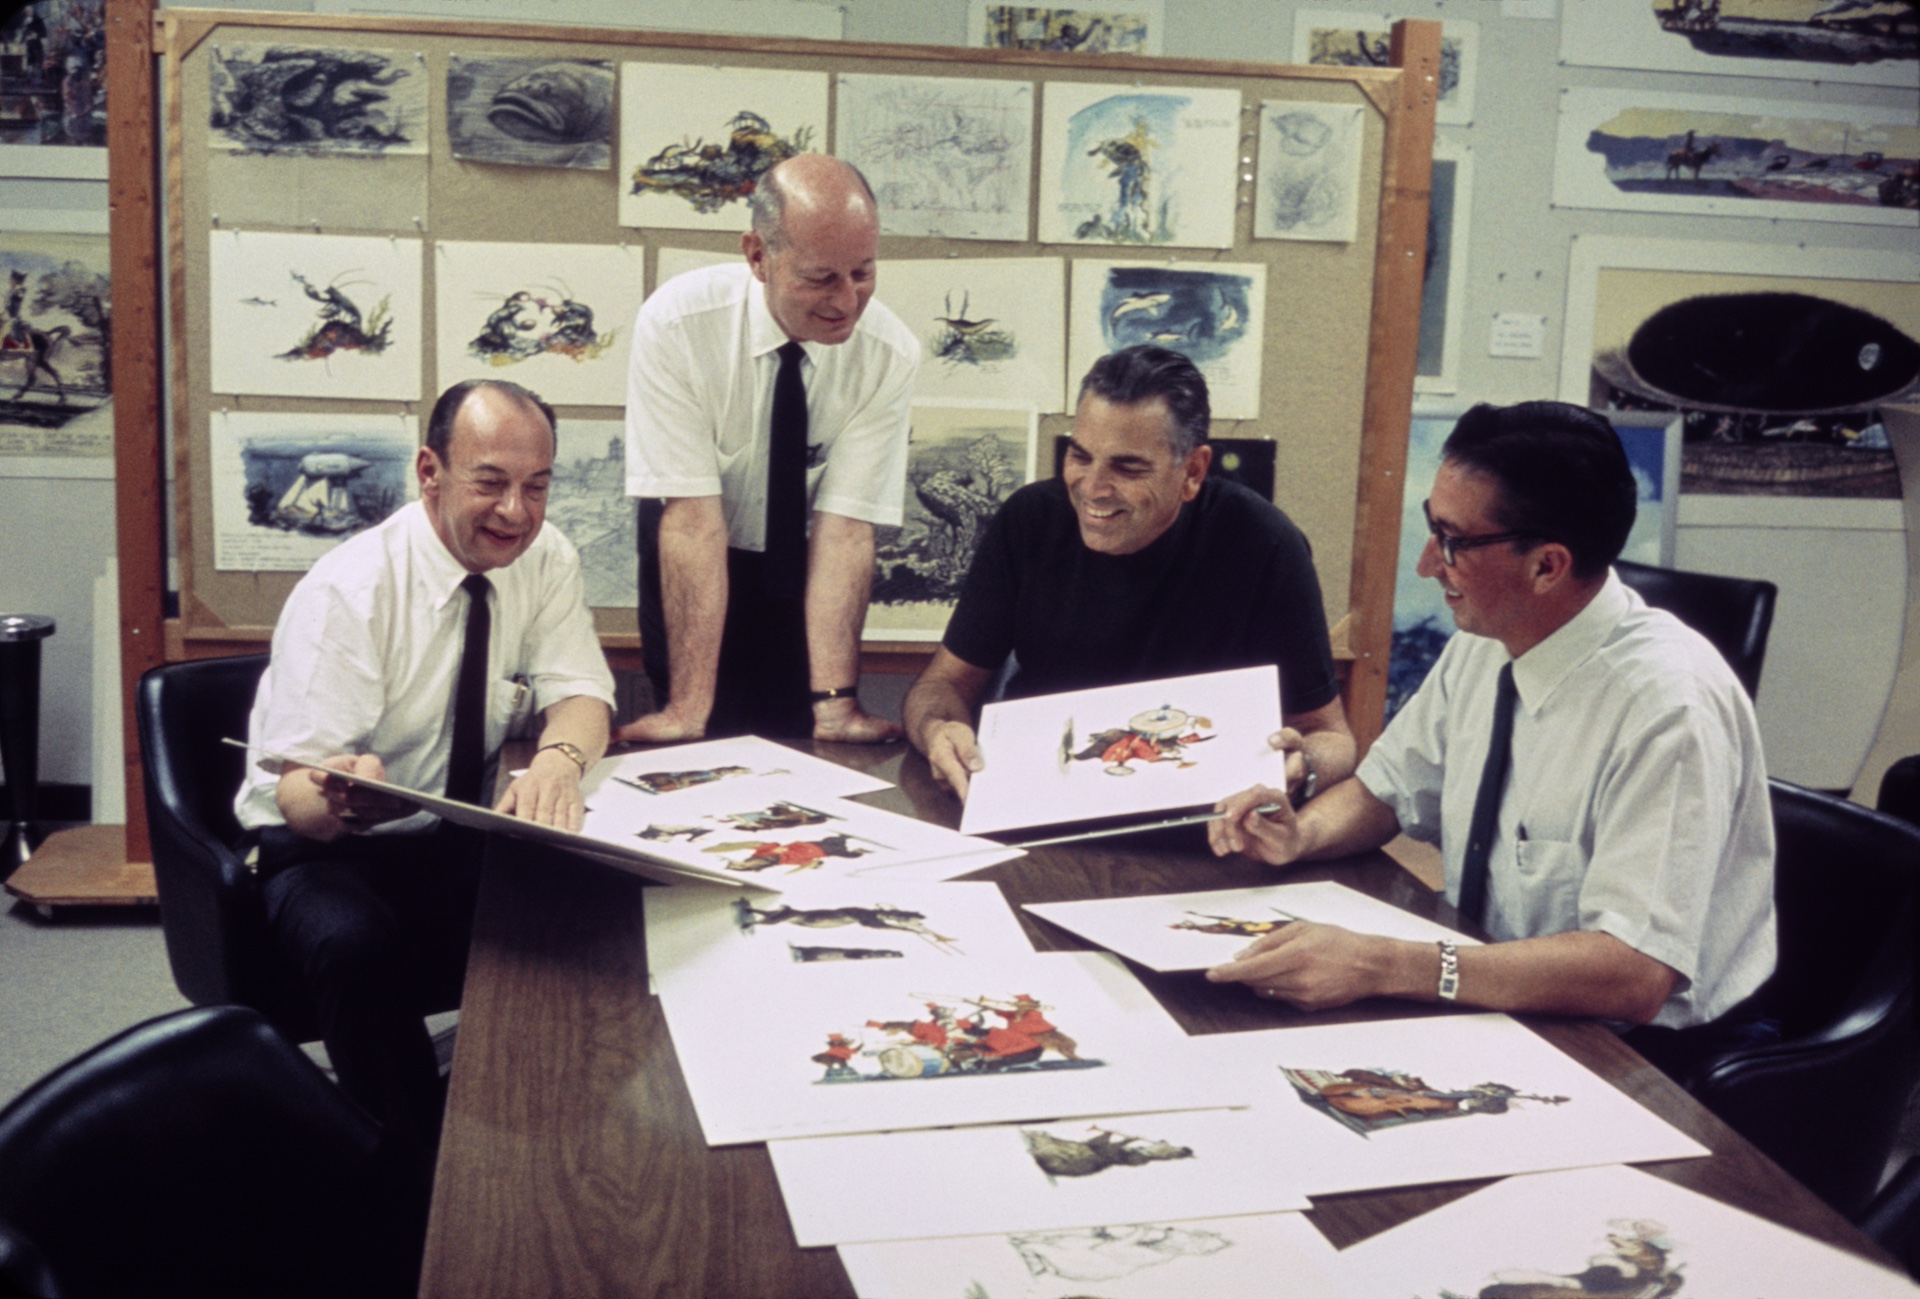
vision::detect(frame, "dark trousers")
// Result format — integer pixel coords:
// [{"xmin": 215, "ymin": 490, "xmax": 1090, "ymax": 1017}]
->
[
  {"xmin": 638, "ymin": 497, "xmax": 812, "ymax": 739},
  {"xmin": 1622, "ymin": 1001, "xmax": 1783, "ymax": 1089},
  {"xmin": 257, "ymin": 824, "xmax": 482, "ymax": 1161}
]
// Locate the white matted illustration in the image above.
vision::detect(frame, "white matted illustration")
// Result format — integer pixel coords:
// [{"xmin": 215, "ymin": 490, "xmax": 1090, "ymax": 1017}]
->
[
  {"xmin": 1068, "ymin": 259, "xmax": 1265, "ymax": 419},
  {"xmin": 445, "ymin": 54, "xmax": 614, "ymax": 170},
  {"xmin": 618, "ymin": 63, "xmax": 828, "ymax": 231},
  {"xmin": 1562, "ymin": 235, "xmax": 1920, "ymax": 499},
  {"xmin": 0, "ymin": 0, "xmax": 107, "ymax": 176},
  {"xmin": 1255, "ymin": 100, "xmax": 1365, "ymax": 243},
  {"xmin": 960, "ymin": 665, "xmax": 1285, "ymax": 836},
  {"xmin": 836, "ymin": 73, "xmax": 1033, "ymax": 242},
  {"xmin": 208, "ymin": 230, "xmax": 422, "ymax": 401},
  {"xmin": 433, "ymin": 242, "xmax": 644, "ymax": 406},
  {"xmin": 548, "ymin": 417, "xmax": 634, "ymax": 609},
  {"xmin": 1559, "ymin": 0, "xmax": 1917, "ymax": 90},
  {"xmin": 653, "ymin": 246, "xmax": 737, "ymax": 291},
  {"xmin": 1556, "ymin": 87, "xmax": 1919, "ymax": 227},
  {"xmin": 1192, "ymin": 1014, "xmax": 1707, "ymax": 1197},
  {"xmin": 1294, "ymin": 11, "xmax": 1477, "ymax": 126},
  {"xmin": 868, "ymin": 400, "xmax": 1039, "ymax": 642},
  {"xmin": 838, "ymin": 1211, "xmax": 1343, "ymax": 1299},
  {"xmin": 644, "ymin": 878, "xmax": 1035, "ymax": 993},
  {"xmin": 208, "ymin": 44, "xmax": 429, "ymax": 155},
  {"xmin": 970, "ymin": 2, "xmax": 1164, "ymax": 55},
  {"xmin": 769, "ymin": 1108, "xmax": 1309, "ymax": 1246},
  {"xmin": 1023, "ymin": 880, "xmax": 1477, "ymax": 973},
  {"xmin": 1341, "ymin": 1164, "xmax": 1920, "ymax": 1298},
  {"xmin": 0, "ymin": 229, "xmax": 112, "ymax": 475},
  {"xmin": 1415, "ymin": 140, "xmax": 1472, "ymax": 396},
  {"xmin": 659, "ymin": 950, "xmax": 1240, "ymax": 1145},
  {"xmin": 209, "ymin": 410, "xmax": 417, "ymax": 572},
  {"xmin": 1038, "ymin": 82, "xmax": 1240, "ymax": 249},
  {"xmin": 880, "ymin": 258, "xmax": 1065, "ymax": 412}
]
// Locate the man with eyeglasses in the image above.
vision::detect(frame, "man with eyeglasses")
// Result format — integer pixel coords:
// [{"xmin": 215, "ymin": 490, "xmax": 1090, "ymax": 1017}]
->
[{"xmin": 1206, "ymin": 401, "xmax": 1775, "ymax": 1073}]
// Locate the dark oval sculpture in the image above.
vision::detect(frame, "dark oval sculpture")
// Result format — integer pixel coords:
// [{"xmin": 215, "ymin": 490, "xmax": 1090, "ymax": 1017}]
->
[
  {"xmin": 486, "ymin": 61, "xmax": 614, "ymax": 145},
  {"xmin": 1624, "ymin": 291, "xmax": 1920, "ymax": 413}
]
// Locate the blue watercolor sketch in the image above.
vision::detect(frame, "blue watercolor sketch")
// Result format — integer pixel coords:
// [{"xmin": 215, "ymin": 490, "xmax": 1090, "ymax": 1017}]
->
[
  {"xmin": 1099, "ymin": 265, "xmax": 1252, "ymax": 363},
  {"xmin": 1062, "ymin": 92, "xmax": 1189, "ymax": 244}
]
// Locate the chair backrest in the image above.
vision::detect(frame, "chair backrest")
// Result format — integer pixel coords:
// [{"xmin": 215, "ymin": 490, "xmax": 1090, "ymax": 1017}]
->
[
  {"xmin": 1879, "ymin": 754, "xmax": 1920, "ymax": 829},
  {"xmin": 0, "ymin": 1006, "xmax": 427, "ymax": 1299},
  {"xmin": 1614, "ymin": 559, "xmax": 1777, "ymax": 699},
  {"xmin": 136, "ymin": 654, "xmax": 270, "ymax": 852}
]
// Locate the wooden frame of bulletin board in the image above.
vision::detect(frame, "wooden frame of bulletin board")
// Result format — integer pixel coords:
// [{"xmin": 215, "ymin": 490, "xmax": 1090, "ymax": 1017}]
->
[{"xmin": 120, "ymin": 9, "xmax": 1435, "ymax": 852}]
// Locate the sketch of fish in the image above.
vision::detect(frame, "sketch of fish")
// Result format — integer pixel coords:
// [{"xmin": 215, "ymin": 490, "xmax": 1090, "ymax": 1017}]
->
[
  {"xmin": 1109, "ymin": 292, "xmax": 1170, "ymax": 325},
  {"xmin": 486, "ymin": 61, "xmax": 614, "ymax": 145},
  {"xmin": 1147, "ymin": 327, "xmax": 1192, "ymax": 344},
  {"xmin": 1215, "ymin": 291, "xmax": 1240, "ymax": 335},
  {"xmin": 240, "ymin": 296, "xmax": 278, "ymax": 307}
]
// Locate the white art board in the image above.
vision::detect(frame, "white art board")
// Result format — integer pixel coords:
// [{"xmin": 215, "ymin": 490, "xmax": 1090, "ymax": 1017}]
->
[
  {"xmin": 617, "ymin": 64, "xmax": 828, "ymax": 231},
  {"xmin": 1553, "ymin": 87, "xmax": 1920, "ymax": 229},
  {"xmin": 960, "ymin": 666, "xmax": 1284, "ymax": 836},
  {"xmin": 659, "ymin": 950, "xmax": 1248, "ymax": 1145},
  {"xmin": 1293, "ymin": 11, "xmax": 1478, "ymax": 126},
  {"xmin": 1023, "ymin": 880, "xmax": 1478, "ymax": 973},
  {"xmin": 769, "ymin": 1107, "xmax": 1310, "ymax": 1246},
  {"xmin": 1038, "ymin": 82, "xmax": 1240, "ymax": 250},
  {"xmin": 839, "ymin": 1211, "xmax": 1343, "ymax": 1299},
  {"xmin": 548, "ymin": 418, "xmax": 635, "ymax": 609},
  {"xmin": 643, "ymin": 877, "xmax": 1036, "ymax": 994},
  {"xmin": 1340, "ymin": 1164, "xmax": 1920, "ymax": 1298},
  {"xmin": 1559, "ymin": 0, "xmax": 1918, "ymax": 90},
  {"xmin": 1189, "ymin": 1014, "xmax": 1708, "ymax": 1198},
  {"xmin": 835, "ymin": 73, "xmax": 1033, "ymax": 242},
  {"xmin": 209, "ymin": 410, "xmax": 418, "ymax": 573},
  {"xmin": 1067, "ymin": 259, "xmax": 1266, "ymax": 419},
  {"xmin": 208, "ymin": 230, "xmax": 422, "ymax": 401},
  {"xmin": 881, "ymin": 259, "xmax": 1067, "ymax": 412},
  {"xmin": 433, "ymin": 242, "xmax": 647, "ymax": 405},
  {"xmin": 1254, "ymin": 100, "xmax": 1366, "ymax": 243}
]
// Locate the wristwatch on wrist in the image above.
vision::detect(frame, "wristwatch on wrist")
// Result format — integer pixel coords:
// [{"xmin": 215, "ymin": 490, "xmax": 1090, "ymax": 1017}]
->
[
  {"xmin": 1436, "ymin": 940, "xmax": 1461, "ymax": 1002},
  {"xmin": 810, "ymin": 685, "xmax": 858, "ymax": 705},
  {"xmin": 537, "ymin": 740, "xmax": 588, "ymax": 775},
  {"xmin": 1293, "ymin": 747, "xmax": 1319, "ymax": 804}
]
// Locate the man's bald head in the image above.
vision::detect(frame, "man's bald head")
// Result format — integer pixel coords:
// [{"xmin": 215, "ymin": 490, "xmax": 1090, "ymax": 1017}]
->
[
  {"xmin": 748, "ymin": 154, "xmax": 878, "ymax": 254},
  {"xmin": 742, "ymin": 154, "xmax": 882, "ymax": 346}
]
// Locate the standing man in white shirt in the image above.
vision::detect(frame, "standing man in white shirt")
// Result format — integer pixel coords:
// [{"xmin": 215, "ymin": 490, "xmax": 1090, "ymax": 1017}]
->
[
  {"xmin": 619, "ymin": 154, "xmax": 918, "ymax": 743},
  {"xmin": 1206, "ymin": 401, "xmax": 1776, "ymax": 1073},
  {"xmin": 237, "ymin": 379, "xmax": 615, "ymax": 1159}
]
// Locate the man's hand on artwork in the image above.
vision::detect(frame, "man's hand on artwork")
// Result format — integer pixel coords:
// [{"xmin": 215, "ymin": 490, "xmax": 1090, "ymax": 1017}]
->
[
  {"xmin": 922, "ymin": 719, "xmax": 985, "ymax": 799},
  {"xmin": 1208, "ymin": 783, "xmax": 1304, "ymax": 864},
  {"xmin": 496, "ymin": 746, "xmax": 587, "ymax": 831},
  {"xmin": 312, "ymin": 754, "xmax": 417, "ymax": 830},
  {"xmin": 812, "ymin": 696, "xmax": 904, "ymax": 745},
  {"xmin": 1204, "ymin": 920, "xmax": 1404, "ymax": 1012},
  {"xmin": 614, "ymin": 705, "xmax": 708, "ymax": 746}
]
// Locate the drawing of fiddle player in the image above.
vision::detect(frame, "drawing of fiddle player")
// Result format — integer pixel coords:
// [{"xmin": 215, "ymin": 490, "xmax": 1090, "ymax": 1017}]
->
[
  {"xmin": 1282, "ymin": 1066, "xmax": 1568, "ymax": 1138},
  {"xmin": 701, "ymin": 833, "xmax": 874, "ymax": 874},
  {"xmin": 1073, "ymin": 705, "xmax": 1214, "ymax": 776}
]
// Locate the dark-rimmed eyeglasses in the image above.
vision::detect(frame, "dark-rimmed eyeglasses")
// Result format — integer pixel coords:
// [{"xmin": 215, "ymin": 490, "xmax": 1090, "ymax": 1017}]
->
[{"xmin": 1421, "ymin": 499, "xmax": 1534, "ymax": 567}]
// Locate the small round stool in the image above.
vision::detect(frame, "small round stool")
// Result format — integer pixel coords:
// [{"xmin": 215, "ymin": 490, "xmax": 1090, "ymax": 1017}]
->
[{"xmin": 0, "ymin": 613, "xmax": 56, "ymax": 873}]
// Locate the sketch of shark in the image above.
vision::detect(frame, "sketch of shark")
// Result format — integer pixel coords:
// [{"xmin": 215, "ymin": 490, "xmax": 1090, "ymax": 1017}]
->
[
  {"xmin": 241, "ymin": 296, "xmax": 277, "ymax": 307},
  {"xmin": 1110, "ymin": 292, "xmax": 1170, "ymax": 326}
]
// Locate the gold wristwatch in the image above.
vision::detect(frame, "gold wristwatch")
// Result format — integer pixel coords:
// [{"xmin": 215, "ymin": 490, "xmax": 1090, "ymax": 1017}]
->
[{"xmin": 537, "ymin": 740, "xmax": 589, "ymax": 775}]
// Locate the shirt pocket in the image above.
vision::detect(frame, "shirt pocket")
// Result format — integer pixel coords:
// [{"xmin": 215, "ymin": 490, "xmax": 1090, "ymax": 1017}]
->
[
  {"xmin": 1501, "ymin": 837, "xmax": 1589, "ymax": 941},
  {"xmin": 488, "ymin": 675, "xmax": 536, "ymax": 745}
]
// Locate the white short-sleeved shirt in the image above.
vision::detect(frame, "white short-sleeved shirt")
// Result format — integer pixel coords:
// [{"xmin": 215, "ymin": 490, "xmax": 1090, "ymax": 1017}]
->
[
  {"xmin": 1358, "ymin": 572, "xmax": 1776, "ymax": 1028},
  {"xmin": 236, "ymin": 501, "xmax": 617, "ymax": 834},
  {"xmin": 623, "ymin": 261, "xmax": 919, "ymax": 551}
]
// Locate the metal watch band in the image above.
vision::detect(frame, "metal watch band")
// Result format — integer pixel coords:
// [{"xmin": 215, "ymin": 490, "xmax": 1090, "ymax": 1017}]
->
[
  {"xmin": 1295, "ymin": 747, "xmax": 1319, "ymax": 803},
  {"xmin": 1436, "ymin": 940, "xmax": 1460, "ymax": 1002},
  {"xmin": 537, "ymin": 741, "xmax": 589, "ymax": 775},
  {"xmin": 809, "ymin": 685, "xmax": 858, "ymax": 703}
]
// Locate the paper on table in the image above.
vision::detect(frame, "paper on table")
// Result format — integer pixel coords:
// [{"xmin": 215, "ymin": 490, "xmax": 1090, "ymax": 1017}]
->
[
  {"xmin": 1022, "ymin": 880, "xmax": 1479, "ymax": 973},
  {"xmin": 769, "ymin": 1108, "xmax": 1310, "ymax": 1247},
  {"xmin": 1189, "ymin": 1013, "xmax": 1708, "ymax": 1197},
  {"xmin": 660, "ymin": 950, "xmax": 1248, "ymax": 1146},
  {"xmin": 644, "ymin": 877, "xmax": 1037, "ymax": 994},
  {"xmin": 839, "ymin": 1211, "xmax": 1345, "ymax": 1299},
  {"xmin": 960, "ymin": 666, "xmax": 1285, "ymax": 836},
  {"xmin": 1339, "ymin": 1164, "xmax": 1920, "ymax": 1298}
]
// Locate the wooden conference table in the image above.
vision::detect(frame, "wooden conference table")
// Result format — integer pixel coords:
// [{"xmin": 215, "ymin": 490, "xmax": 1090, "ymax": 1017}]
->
[{"xmin": 419, "ymin": 742, "xmax": 1891, "ymax": 1298}]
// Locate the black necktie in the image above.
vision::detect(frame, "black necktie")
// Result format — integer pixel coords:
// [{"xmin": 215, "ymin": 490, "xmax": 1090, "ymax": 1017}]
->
[
  {"xmin": 445, "ymin": 573, "xmax": 492, "ymax": 806},
  {"xmin": 766, "ymin": 339, "xmax": 809, "ymax": 604},
  {"xmin": 1456, "ymin": 662, "xmax": 1518, "ymax": 929}
]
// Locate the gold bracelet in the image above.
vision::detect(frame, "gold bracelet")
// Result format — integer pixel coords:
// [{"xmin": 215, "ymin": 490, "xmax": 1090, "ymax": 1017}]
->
[{"xmin": 537, "ymin": 740, "xmax": 588, "ymax": 775}]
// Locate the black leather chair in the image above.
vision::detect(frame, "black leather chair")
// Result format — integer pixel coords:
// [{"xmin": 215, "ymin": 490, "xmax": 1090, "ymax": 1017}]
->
[
  {"xmin": 1613, "ymin": 559, "xmax": 1777, "ymax": 699},
  {"xmin": 1861, "ymin": 1155, "xmax": 1920, "ymax": 1282},
  {"xmin": 1677, "ymin": 780, "xmax": 1920, "ymax": 1220},
  {"xmin": 0, "ymin": 1006, "xmax": 428, "ymax": 1299},
  {"xmin": 135, "ymin": 655, "xmax": 323, "ymax": 1039},
  {"xmin": 1879, "ymin": 754, "xmax": 1920, "ymax": 829}
]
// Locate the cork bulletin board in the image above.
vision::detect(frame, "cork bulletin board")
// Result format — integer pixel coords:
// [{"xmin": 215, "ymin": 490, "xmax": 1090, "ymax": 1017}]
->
[{"xmin": 153, "ymin": 8, "xmax": 1437, "ymax": 740}]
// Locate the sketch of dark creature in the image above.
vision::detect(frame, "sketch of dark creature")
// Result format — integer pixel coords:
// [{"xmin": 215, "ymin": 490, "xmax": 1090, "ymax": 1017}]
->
[
  {"xmin": 277, "ymin": 271, "xmax": 392, "ymax": 361},
  {"xmin": 736, "ymin": 898, "xmax": 963, "ymax": 953},
  {"xmin": 467, "ymin": 286, "xmax": 614, "ymax": 366},
  {"xmin": 630, "ymin": 110, "xmax": 814, "ymax": 214},
  {"xmin": 929, "ymin": 291, "xmax": 1019, "ymax": 368},
  {"xmin": 446, "ymin": 55, "xmax": 613, "ymax": 169},
  {"xmin": 210, "ymin": 46, "xmax": 418, "ymax": 152},
  {"xmin": 636, "ymin": 822, "xmax": 710, "ymax": 843},
  {"xmin": 874, "ymin": 431, "xmax": 1021, "ymax": 610},
  {"xmin": 788, "ymin": 944, "xmax": 903, "ymax": 963},
  {"xmin": 1022, "ymin": 1125, "xmax": 1195, "ymax": 1180},
  {"xmin": 487, "ymin": 61, "xmax": 613, "ymax": 146}
]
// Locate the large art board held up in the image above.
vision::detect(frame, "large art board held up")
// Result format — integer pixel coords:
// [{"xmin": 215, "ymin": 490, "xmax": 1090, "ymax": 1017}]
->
[{"xmin": 960, "ymin": 666, "xmax": 1285, "ymax": 836}]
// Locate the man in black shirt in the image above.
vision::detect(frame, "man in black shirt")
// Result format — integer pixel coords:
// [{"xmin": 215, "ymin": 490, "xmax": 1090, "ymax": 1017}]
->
[{"xmin": 904, "ymin": 345, "xmax": 1354, "ymax": 801}]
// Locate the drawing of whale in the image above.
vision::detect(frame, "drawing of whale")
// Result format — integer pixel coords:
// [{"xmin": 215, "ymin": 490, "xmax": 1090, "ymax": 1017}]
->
[{"xmin": 487, "ymin": 61, "xmax": 614, "ymax": 145}]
